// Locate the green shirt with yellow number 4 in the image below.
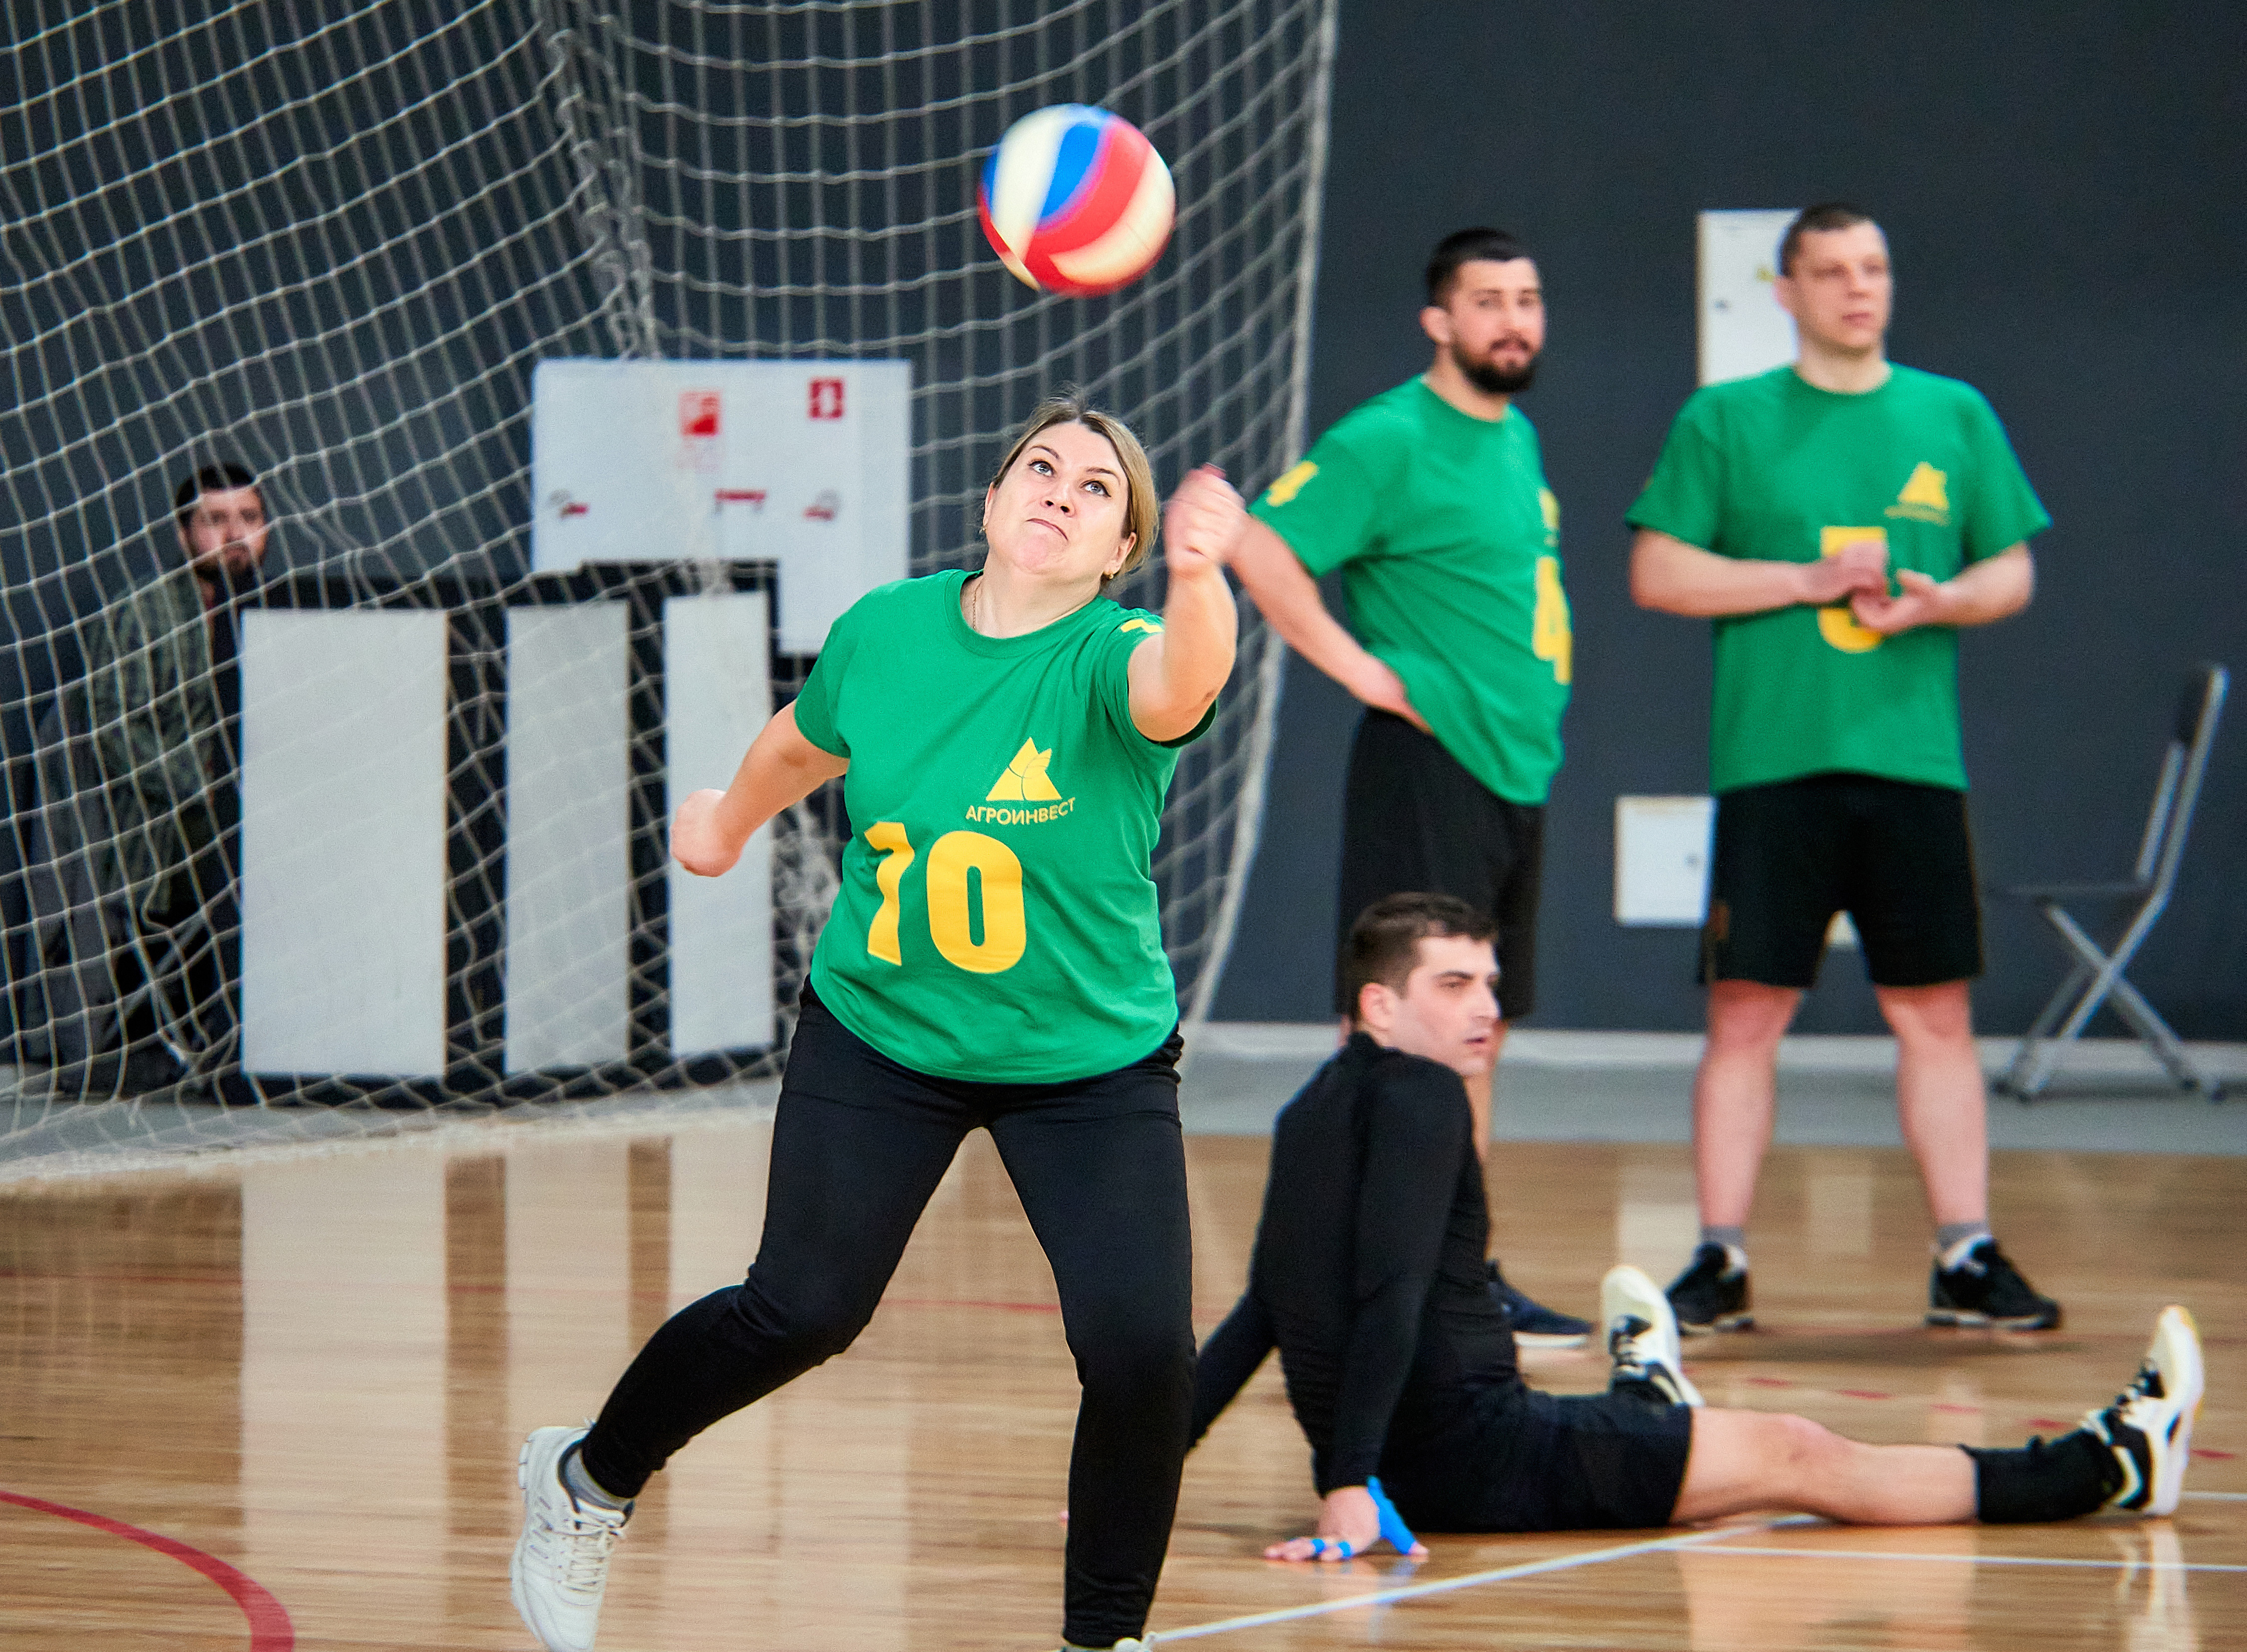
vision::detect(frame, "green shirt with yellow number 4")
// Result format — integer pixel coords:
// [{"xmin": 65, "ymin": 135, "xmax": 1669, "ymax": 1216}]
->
[
  {"xmin": 1627, "ymin": 364, "xmax": 2049, "ymax": 794},
  {"xmin": 1251, "ymin": 377, "xmax": 1573, "ymax": 805},
  {"xmin": 791, "ymin": 570, "xmax": 1208, "ymax": 1083}
]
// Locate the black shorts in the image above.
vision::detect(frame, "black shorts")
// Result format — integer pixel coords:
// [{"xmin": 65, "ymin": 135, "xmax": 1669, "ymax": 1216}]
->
[
  {"xmin": 1336, "ymin": 711, "xmax": 1543, "ymax": 1019},
  {"xmin": 1700, "ymin": 773, "xmax": 1983, "ymax": 991},
  {"xmin": 1389, "ymin": 1386, "xmax": 1692, "ymax": 1534}
]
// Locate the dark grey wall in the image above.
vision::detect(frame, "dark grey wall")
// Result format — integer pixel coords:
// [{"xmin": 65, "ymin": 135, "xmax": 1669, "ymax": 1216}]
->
[{"xmin": 1213, "ymin": 1, "xmax": 2247, "ymax": 1037}]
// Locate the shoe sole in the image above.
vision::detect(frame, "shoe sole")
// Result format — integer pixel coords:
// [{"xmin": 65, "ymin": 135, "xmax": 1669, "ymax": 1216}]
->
[
  {"xmin": 1924, "ymin": 1307, "xmax": 2062, "ymax": 1330},
  {"xmin": 1676, "ymin": 1311, "xmax": 1754, "ymax": 1336},
  {"xmin": 512, "ymin": 1425, "xmax": 589, "ymax": 1652},
  {"xmin": 2148, "ymin": 1305, "xmax": 2205, "ymax": 1517}
]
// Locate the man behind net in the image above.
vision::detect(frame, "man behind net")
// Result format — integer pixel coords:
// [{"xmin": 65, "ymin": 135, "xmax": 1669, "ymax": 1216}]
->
[
  {"xmin": 22, "ymin": 461, "xmax": 270, "ymax": 1095},
  {"xmin": 1188, "ymin": 894, "xmax": 2202, "ymax": 1556}
]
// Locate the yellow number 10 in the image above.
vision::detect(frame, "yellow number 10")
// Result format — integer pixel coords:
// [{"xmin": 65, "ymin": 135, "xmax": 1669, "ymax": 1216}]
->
[{"xmin": 864, "ymin": 823, "xmax": 1028, "ymax": 975}]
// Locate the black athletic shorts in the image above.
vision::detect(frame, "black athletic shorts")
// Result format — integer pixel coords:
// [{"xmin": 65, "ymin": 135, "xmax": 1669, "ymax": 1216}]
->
[
  {"xmin": 1389, "ymin": 1385, "xmax": 1692, "ymax": 1534},
  {"xmin": 1700, "ymin": 772, "xmax": 1983, "ymax": 991},
  {"xmin": 1336, "ymin": 710, "xmax": 1543, "ymax": 1019}
]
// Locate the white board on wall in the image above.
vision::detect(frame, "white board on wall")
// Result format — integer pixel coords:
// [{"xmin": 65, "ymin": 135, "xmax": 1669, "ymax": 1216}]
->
[
  {"xmin": 1698, "ymin": 210, "xmax": 1800, "ymax": 386},
  {"xmin": 240, "ymin": 610, "xmax": 450, "ymax": 1075},
  {"xmin": 1614, "ymin": 795, "xmax": 1716, "ymax": 927},
  {"xmin": 531, "ymin": 358, "xmax": 910, "ymax": 655},
  {"xmin": 664, "ymin": 590, "xmax": 775, "ymax": 1058}
]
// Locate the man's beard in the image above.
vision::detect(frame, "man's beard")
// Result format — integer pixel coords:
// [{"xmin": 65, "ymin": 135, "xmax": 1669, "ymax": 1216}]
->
[{"xmin": 1454, "ymin": 338, "xmax": 1537, "ymax": 395}]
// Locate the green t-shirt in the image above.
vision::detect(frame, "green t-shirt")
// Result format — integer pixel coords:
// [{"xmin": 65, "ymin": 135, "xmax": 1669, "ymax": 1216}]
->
[
  {"xmin": 1250, "ymin": 378, "xmax": 1572, "ymax": 805},
  {"xmin": 1627, "ymin": 364, "xmax": 2049, "ymax": 793},
  {"xmin": 791, "ymin": 570, "xmax": 1206, "ymax": 1082}
]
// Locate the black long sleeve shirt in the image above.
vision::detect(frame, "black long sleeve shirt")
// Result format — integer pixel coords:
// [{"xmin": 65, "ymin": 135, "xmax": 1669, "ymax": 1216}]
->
[{"xmin": 1190, "ymin": 1034, "xmax": 1521, "ymax": 1493}]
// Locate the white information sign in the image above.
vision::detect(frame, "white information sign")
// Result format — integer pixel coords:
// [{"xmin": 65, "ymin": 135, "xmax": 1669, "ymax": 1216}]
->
[
  {"xmin": 1698, "ymin": 210, "xmax": 1800, "ymax": 386},
  {"xmin": 1613, "ymin": 794, "xmax": 1716, "ymax": 927},
  {"xmin": 531, "ymin": 358, "xmax": 910, "ymax": 654}
]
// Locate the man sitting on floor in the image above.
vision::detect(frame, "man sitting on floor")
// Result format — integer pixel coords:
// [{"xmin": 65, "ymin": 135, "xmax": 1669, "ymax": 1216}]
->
[{"xmin": 1188, "ymin": 893, "xmax": 2203, "ymax": 1557}]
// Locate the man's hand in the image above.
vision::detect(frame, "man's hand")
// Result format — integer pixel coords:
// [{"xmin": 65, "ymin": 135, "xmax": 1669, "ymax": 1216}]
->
[
  {"xmin": 671, "ymin": 787, "xmax": 741, "ymax": 877},
  {"xmin": 1264, "ymin": 1485, "xmax": 1428, "ymax": 1563},
  {"xmin": 1850, "ymin": 567, "xmax": 1957, "ymax": 635},
  {"xmin": 1162, "ymin": 464, "xmax": 1248, "ymax": 577},
  {"xmin": 1348, "ymin": 655, "xmax": 1431, "ymax": 733},
  {"xmin": 1795, "ymin": 536, "xmax": 1889, "ymax": 607}
]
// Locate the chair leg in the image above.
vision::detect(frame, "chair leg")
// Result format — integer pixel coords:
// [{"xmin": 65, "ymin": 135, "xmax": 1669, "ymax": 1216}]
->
[
  {"xmin": 2001, "ymin": 961, "xmax": 2093, "ymax": 1100},
  {"xmin": 2105, "ymin": 974, "xmax": 2213, "ymax": 1094}
]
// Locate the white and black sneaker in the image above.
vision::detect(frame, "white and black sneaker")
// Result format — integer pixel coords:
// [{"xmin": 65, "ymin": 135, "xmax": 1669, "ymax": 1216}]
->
[
  {"xmin": 1927, "ymin": 1236, "xmax": 2062, "ymax": 1330},
  {"xmin": 512, "ymin": 1425, "xmax": 630, "ymax": 1652},
  {"xmin": 2084, "ymin": 1306, "xmax": 2204, "ymax": 1517},
  {"xmin": 1603, "ymin": 1264, "xmax": 1703, "ymax": 1408}
]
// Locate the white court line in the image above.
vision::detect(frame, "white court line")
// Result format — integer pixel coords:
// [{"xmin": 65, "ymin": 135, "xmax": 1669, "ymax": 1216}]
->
[
  {"xmin": 1700, "ymin": 1544, "xmax": 2247, "ymax": 1575},
  {"xmin": 1151, "ymin": 1519, "xmax": 1794, "ymax": 1644},
  {"xmin": 2183, "ymin": 1490, "xmax": 2247, "ymax": 1501}
]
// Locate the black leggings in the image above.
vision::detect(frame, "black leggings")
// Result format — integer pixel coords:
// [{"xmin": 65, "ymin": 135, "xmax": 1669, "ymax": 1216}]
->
[{"xmin": 580, "ymin": 989, "xmax": 1194, "ymax": 1650}]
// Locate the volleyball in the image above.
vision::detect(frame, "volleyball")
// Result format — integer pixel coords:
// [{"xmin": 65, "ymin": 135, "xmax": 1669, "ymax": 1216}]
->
[{"xmin": 979, "ymin": 104, "xmax": 1175, "ymax": 297}]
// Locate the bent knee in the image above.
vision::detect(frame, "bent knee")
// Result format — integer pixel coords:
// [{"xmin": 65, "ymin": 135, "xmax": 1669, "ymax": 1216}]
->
[
  {"xmin": 1069, "ymin": 1314, "xmax": 1193, "ymax": 1397},
  {"xmin": 732, "ymin": 1272, "xmax": 876, "ymax": 1364}
]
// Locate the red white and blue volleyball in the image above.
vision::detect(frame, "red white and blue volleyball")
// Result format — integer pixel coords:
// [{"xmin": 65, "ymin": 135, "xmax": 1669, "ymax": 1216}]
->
[{"xmin": 979, "ymin": 105, "xmax": 1175, "ymax": 297}]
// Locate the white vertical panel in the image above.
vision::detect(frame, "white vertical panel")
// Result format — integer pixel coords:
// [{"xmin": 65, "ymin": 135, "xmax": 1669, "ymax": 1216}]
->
[
  {"xmin": 665, "ymin": 592, "xmax": 774, "ymax": 1056},
  {"xmin": 504, "ymin": 605, "xmax": 631, "ymax": 1072},
  {"xmin": 240, "ymin": 610, "xmax": 448, "ymax": 1075},
  {"xmin": 1698, "ymin": 209, "xmax": 1800, "ymax": 386}
]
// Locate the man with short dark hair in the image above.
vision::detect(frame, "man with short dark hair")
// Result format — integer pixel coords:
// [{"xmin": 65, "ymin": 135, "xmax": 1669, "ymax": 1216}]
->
[
  {"xmin": 24, "ymin": 461, "xmax": 272, "ymax": 1091},
  {"xmin": 1229, "ymin": 227, "xmax": 1583, "ymax": 1344},
  {"xmin": 1188, "ymin": 894, "xmax": 2203, "ymax": 1556},
  {"xmin": 1629, "ymin": 203, "xmax": 2056, "ymax": 1335}
]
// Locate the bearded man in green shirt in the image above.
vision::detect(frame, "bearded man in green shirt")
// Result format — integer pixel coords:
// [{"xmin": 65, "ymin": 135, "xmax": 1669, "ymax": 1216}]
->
[
  {"xmin": 1231, "ymin": 228, "xmax": 1587, "ymax": 1347},
  {"xmin": 1629, "ymin": 203, "xmax": 2058, "ymax": 1335}
]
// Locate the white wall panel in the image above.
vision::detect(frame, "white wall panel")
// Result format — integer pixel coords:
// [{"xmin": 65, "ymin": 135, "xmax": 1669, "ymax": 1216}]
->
[
  {"xmin": 664, "ymin": 591, "xmax": 775, "ymax": 1056},
  {"xmin": 240, "ymin": 610, "xmax": 448, "ymax": 1075},
  {"xmin": 504, "ymin": 605, "xmax": 631, "ymax": 1072}
]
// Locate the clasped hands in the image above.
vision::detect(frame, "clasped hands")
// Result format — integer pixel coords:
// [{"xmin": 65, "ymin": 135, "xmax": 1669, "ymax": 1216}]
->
[{"xmin": 1806, "ymin": 536, "xmax": 1954, "ymax": 635}]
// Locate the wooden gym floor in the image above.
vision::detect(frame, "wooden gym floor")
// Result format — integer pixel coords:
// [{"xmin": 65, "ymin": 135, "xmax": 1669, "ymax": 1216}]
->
[{"xmin": 2, "ymin": 1111, "xmax": 2240, "ymax": 1651}]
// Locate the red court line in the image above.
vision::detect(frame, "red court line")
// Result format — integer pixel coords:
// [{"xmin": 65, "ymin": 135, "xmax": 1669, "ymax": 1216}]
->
[{"xmin": 0, "ymin": 1489, "xmax": 294, "ymax": 1651}]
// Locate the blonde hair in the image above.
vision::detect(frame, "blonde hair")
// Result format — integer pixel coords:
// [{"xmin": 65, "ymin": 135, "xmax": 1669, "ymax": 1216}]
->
[{"xmin": 987, "ymin": 390, "xmax": 1157, "ymax": 585}]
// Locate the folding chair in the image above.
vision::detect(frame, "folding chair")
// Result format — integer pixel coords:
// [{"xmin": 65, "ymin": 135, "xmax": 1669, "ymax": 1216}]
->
[{"xmin": 1995, "ymin": 662, "xmax": 2228, "ymax": 1101}]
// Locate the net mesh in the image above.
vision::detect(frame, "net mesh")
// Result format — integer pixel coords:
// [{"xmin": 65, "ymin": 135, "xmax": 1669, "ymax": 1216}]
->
[{"xmin": 0, "ymin": 0, "xmax": 1334, "ymax": 1177}]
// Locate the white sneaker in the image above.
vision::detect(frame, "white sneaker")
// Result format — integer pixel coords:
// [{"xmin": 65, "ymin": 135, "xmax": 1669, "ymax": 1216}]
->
[
  {"xmin": 2085, "ymin": 1305, "xmax": 2204, "ymax": 1516},
  {"xmin": 1602, "ymin": 1264, "xmax": 1703, "ymax": 1408},
  {"xmin": 512, "ymin": 1425, "xmax": 630, "ymax": 1652}
]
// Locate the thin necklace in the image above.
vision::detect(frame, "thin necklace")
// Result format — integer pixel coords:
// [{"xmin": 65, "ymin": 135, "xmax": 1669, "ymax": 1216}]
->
[{"xmin": 967, "ymin": 572, "xmax": 982, "ymax": 633}]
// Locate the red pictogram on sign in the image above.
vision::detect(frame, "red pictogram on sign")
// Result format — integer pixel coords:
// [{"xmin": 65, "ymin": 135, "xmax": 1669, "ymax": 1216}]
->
[
  {"xmin": 715, "ymin": 489, "xmax": 767, "ymax": 507},
  {"xmin": 680, "ymin": 391, "xmax": 721, "ymax": 438},
  {"xmin": 808, "ymin": 377, "xmax": 846, "ymax": 420},
  {"xmin": 804, "ymin": 490, "xmax": 841, "ymax": 522}
]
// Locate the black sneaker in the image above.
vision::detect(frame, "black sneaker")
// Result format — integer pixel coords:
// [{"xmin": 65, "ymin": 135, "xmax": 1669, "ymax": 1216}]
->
[
  {"xmin": 1926, "ymin": 1237, "xmax": 2062, "ymax": 1329},
  {"xmin": 1665, "ymin": 1242, "xmax": 1753, "ymax": 1334},
  {"xmin": 1487, "ymin": 1262, "xmax": 1591, "ymax": 1348}
]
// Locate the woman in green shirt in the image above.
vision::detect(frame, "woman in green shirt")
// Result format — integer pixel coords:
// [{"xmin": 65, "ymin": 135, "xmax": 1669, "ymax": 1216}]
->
[{"xmin": 511, "ymin": 394, "xmax": 1244, "ymax": 1652}]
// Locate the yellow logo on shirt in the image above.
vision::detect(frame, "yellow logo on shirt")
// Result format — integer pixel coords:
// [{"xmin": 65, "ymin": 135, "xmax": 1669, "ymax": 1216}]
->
[
  {"xmin": 1118, "ymin": 618, "xmax": 1161, "ymax": 635},
  {"xmin": 1263, "ymin": 460, "xmax": 1318, "ymax": 507},
  {"xmin": 986, "ymin": 738, "xmax": 1062, "ymax": 801},
  {"xmin": 1538, "ymin": 486, "xmax": 1561, "ymax": 535},
  {"xmin": 1885, "ymin": 463, "xmax": 1951, "ymax": 525},
  {"xmin": 968, "ymin": 738, "xmax": 1078, "ymax": 825}
]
